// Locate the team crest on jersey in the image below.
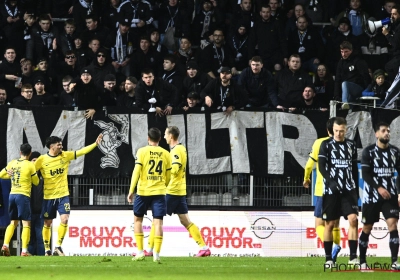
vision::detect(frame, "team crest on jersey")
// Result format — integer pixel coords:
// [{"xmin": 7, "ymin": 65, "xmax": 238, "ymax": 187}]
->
[
  {"xmin": 322, "ymin": 213, "xmax": 327, "ymax": 219},
  {"xmin": 60, "ymin": 159, "xmax": 65, "ymax": 164},
  {"xmin": 44, "ymin": 212, "xmax": 49, "ymax": 218},
  {"xmin": 174, "ymin": 155, "xmax": 179, "ymax": 159}
]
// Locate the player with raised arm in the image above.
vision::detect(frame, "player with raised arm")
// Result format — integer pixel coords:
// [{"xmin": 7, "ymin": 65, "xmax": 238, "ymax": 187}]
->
[
  {"xmin": 318, "ymin": 117, "xmax": 359, "ymax": 267},
  {"xmin": 144, "ymin": 126, "xmax": 211, "ymax": 257},
  {"xmin": 34, "ymin": 134, "xmax": 103, "ymax": 256},
  {"xmin": 1, "ymin": 143, "xmax": 39, "ymax": 256},
  {"xmin": 127, "ymin": 127, "xmax": 171, "ymax": 263},
  {"xmin": 303, "ymin": 118, "xmax": 341, "ymax": 262},
  {"xmin": 359, "ymin": 122, "xmax": 400, "ymax": 270}
]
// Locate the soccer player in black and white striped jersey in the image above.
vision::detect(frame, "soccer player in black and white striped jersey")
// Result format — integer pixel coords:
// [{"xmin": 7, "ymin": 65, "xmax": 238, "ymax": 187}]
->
[
  {"xmin": 318, "ymin": 117, "xmax": 359, "ymax": 267},
  {"xmin": 359, "ymin": 122, "xmax": 400, "ymax": 270}
]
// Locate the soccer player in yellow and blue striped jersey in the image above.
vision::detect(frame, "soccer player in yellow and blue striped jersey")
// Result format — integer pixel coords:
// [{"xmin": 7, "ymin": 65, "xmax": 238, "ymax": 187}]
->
[
  {"xmin": 0, "ymin": 143, "xmax": 39, "ymax": 256},
  {"xmin": 303, "ymin": 117, "xmax": 341, "ymax": 262},
  {"xmin": 145, "ymin": 126, "xmax": 211, "ymax": 257},
  {"xmin": 127, "ymin": 127, "xmax": 171, "ymax": 263},
  {"xmin": 34, "ymin": 134, "xmax": 103, "ymax": 256}
]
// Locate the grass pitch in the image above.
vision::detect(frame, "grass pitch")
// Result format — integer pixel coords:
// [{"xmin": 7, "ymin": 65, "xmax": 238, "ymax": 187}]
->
[{"xmin": 0, "ymin": 256, "xmax": 399, "ymax": 280}]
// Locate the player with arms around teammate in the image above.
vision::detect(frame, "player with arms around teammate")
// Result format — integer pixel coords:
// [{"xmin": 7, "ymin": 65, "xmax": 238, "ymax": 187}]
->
[
  {"xmin": 318, "ymin": 117, "xmax": 359, "ymax": 267},
  {"xmin": 144, "ymin": 126, "xmax": 211, "ymax": 257},
  {"xmin": 303, "ymin": 118, "xmax": 341, "ymax": 262},
  {"xmin": 359, "ymin": 122, "xmax": 400, "ymax": 270},
  {"xmin": 34, "ymin": 134, "xmax": 103, "ymax": 256},
  {"xmin": 1, "ymin": 143, "xmax": 39, "ymax": 256},
  {"xmin": 127, "ymin": 127, "xmax": 171, "ymax": 263}
]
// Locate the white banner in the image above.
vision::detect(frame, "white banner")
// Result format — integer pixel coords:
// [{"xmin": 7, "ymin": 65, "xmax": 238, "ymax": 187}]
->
[{"xmin": 52, "ymin": 211, "xmax": 391, "ymax": 257}]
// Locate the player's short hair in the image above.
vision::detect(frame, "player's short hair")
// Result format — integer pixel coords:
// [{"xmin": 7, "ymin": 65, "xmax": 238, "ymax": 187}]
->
[
  {"xmin": 334, "ymin": 117, "xmax": 347, "ymax": 126},
  {"xmin": 46, "ymin": 136, "xmax": 62, "ymax": 149},
  {"xmin": 20, "ymin": 143, "xmax": 32, "ymax": 156},
  {"xmin": 148, "ymin": 128, "xmax": 161, "ymax": 142},
  {"xmin": 326, "ymin": 117, "xmax": 336, "ymax": 135},
  {"xmin": 374, "ymin": 121, "xmax": 390, "ymax": 132},
  {"xmin": 167, "ymin": 126, "xmax": 180, "ymax": 140}
]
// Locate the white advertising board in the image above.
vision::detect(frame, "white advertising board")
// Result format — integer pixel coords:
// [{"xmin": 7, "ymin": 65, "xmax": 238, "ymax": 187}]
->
[{"xmin": 52, "ymin": 211, "xmax": 391, "ymax": 257}]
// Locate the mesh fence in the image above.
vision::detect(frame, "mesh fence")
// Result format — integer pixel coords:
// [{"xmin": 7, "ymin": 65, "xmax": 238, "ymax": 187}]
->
[{"xmin": 67, "ymin": 175, "xmax": 312, "ymax": 207}]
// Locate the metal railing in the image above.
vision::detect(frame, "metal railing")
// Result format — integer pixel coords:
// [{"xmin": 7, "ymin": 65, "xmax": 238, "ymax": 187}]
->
[{"xmin": 67, "ymin": 174, "xmax": 312, "ymax": 207}]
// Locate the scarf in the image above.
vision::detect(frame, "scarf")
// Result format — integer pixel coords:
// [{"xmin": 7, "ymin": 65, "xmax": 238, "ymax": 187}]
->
[
  {"xmin": 116, "ymin": 29, "xmax": 125, "ymax": 63},
  {"xmin": 178, "ymin": 48, "xmax": 192, "ymax": 58},
  {"xmin": 4, "ymin": 3, "xmax": 18, "ymax": 17},
  {"xmin": 201, "ymin": 11, "xmax": 213, "ymax": 37},
  {"xmin": 79, "ymin": 0, "xmax": 93, "ymax": 15},
  {"xmin": 166, "ymin": 6, "xmax": 179, "ymax": 32}
]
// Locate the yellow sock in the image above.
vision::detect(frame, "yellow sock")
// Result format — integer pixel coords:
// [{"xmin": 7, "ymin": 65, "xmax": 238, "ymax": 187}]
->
[
  {"xmin": 147, "ymin": 224, "xmax": 155, "ymax": 250},
  {"xmin": 43, "ymin": 226, "xmax": 52, "ymax": 251},
  {"xmin": 22, "ymin": 226, "xmax": 31, "ymax": 250},
  {"xmin": 4, "ymin": 224, "xmax": 16, "ymax": 245},
  {"xmin": 57, "ymin": 223, "xmax": 68, "ymax": 246},
  {"xmin": 154, "ymin": 236, "xmax": 163, "ymax": 254},
  {"xmin": 316, "ymin": 225, "xmax": 325, "ymax": 242},
  {"xmin": 187, "ymin": 223, "xmax": 206, "ymax": 248},
  {"xmin": 333, "ymin": 227, "xmax": 341, "ymax": 245},
  {"xmin": 135, "ymin": 233, "xmax": 144, "ymax": 251}
]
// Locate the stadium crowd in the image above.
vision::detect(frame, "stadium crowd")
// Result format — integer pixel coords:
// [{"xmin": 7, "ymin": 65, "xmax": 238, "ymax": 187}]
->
[{"xmin": 0, "ymin": 0, "xmax": 399, "ymax": 115}]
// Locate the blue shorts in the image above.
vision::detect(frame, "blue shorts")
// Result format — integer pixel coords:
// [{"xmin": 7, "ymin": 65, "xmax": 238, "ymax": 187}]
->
[
  {"xmin": 9, "ymin": 194, "xmax": 31, "ymax": 221},
  {"xmin": 41, "ymin": 196, "xmax": 71, "ymax": 220},
  {"xmin": 314, "ymin": 196, "xmax": 323, "ymax": 218},
  {"xmin": 166, "ymin": 194, "xmax": 188, "ymax": 216},
  {"xmin": 134, "ymin": 195, "xmax": 166, "ymax": 218}
]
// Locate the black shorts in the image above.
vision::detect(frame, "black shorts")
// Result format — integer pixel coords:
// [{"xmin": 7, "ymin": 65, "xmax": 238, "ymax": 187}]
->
[
  {"xmin": 361, "ymin": 197, "xmax": 399, "ymax": 224},
  {"xmin": 322, "ymin": 189, "xmax": 359, "ymax": 221}
]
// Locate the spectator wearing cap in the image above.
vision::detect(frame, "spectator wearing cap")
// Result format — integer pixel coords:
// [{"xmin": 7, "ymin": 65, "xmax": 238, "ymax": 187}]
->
[
  {"xmin": 119, "ymin": 0, "xmax": 153, "ymax": 48},
  {"xmin": 100, "ymin": 74, "xmax": 118, "ymax": 106},
  {"xmin": 181, "ymin": 91, "xmax": 202, "ymax": 111},
  {"xmin": 287, "ymin": 15, "xmax": 324, "ymax": 73},
  {"xmin": 32, "ymin": 58, "xmax": 53, "ymax": 93},
  {"xmin": 182, "ymin": 61, "xmax": 211, "ymax": 100},
  {"xmin": 199, "ymin": 28, "xmax": 237, "ymax": 79},
  {"xmin": 135, "ymin": 68, "xmax": 178, "ymax": 116},
  {"xmin": 13, "ymin": 83, "xmax": 38, "ymax": 105},
  {"xmin": 275, "ymin": 54, "xmax": 313, "ymax": 109},
  {"xmin": 28, "ymin": 14, "xmax": 58, "ymax": 64},
  {"xmin": 200, "ymin": 66, "xmax": 249, "ymax": 115},
  {"xmin": 58, "ymin": 75, "xmax": 75, "ymax": 107},
  {"xmin": 81, "ymin": 14, "xmax": 109, "ymax": 48},
  {"xmin": 362, "ymin": 69, "xmax": 390, "ymax": 102},
  {"xmin": 104, "ymin": 18, "xmax": 134, "ymax": 77},
  {"xmin": 160, "ymin": 54, "xmax": 183, "ymax": 102},
  {"xmin": 117, "ymin": 76, "xmax": 138, "ymax": 107},
  {"xmin": 87, "ymin": 48, "xmax": 116, "ymax": 88},
  {"xmin": 149, "ymin": 28, "xmax": 169, "ymax": 60},
  {"xmin": 130, "ymin": 36, "xmax": 160, "ymax": 79},
  {"xmin": 32, "ymin": 76, "xmax": 54, "ymax": 105},
  {"xmin": 226, "ymin": 19, "xmax": 250, "ymax": 72},
  {"xmin": 69, "ymin": 67, "xmax": 102, "ymax": 119},
  {"xmin": 174, "ymin": 36, "xmax": 197, "ymax": 76},
  {"xmin": 192, "ymin": 0, "xmax": 223, "ymax": 46},
  {"xmin": 326, "ymin": 16, "xmax": 359, "ymax": 73},
  {"xmin": 58, "ymin": 19, "xmax": 77, "ymax": 56},
  {"xmin": 0, "ymin": 47, "xmax": 22, "ymax": 103},
  {"xmin": 102, "ymin": 0, "xmax": 124, "ymax": 30},
  {"xmin": 290, "ymin": 86, "xmax": 327, "ymax": 112},
  {"xmin": 238, "ymin": 56, "xmax": 278, "ymax": 108}
]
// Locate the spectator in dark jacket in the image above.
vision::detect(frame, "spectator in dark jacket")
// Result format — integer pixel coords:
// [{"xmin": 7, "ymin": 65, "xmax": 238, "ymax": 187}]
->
[
  {"xmin": 313, "ymin": 63, "xmax": 335, "ymax": 108},
  {"xmin": 87, "ymin": 48, "xmax": 116, "ymax": 88},
  {"xmin": 201, "ymin": 66, "xmax": 249, "ymax": 115},
  {"xmin": 100, "ymin": 74, "xmax": 118, "ymax": 106},
  {"xmin": 0, "ymin": 47, "xmax": 22, "ymax": 103},
  {"xmin": 226, "ymin": 20, "xmax": 250, "ymax": 72},
  {"xmin": 69, "ymin": 67, "xmax": 102, "ymax": 119},
  {"xmin": 58, "ymin": 19, "xmax": 76, "ymax": 56},
  {"xmin": 58, "ymin": 75, "xmax": 75, "ymax": 106},
  {"xmin": 73, "ymin": 0, "xmax": 100, "ymax": 32},
  {"xmin": 334, "ymin": 41, "xmax": 371, "ymax": 109},
  {"xmin": 13, "ymin": 83, "xmax": 38, "ymax": 105},
  {"xmin": 135, "ymin": 68, "xmax": 178, "ymax": 116},
  {"xmin": 182, "ymin": 61, "xmax": 211, "ymax": 100},
  {"xmin": 361, "ymin": 69, "xmax": 391, "ymax": 102},
  {"xmin": 275, "ymin": 54, "xmax": 313, "ymax": 109},
  {"xmin": 117, "ymin": 76, "xmax": 138, "ymax": 107},
  {"xmin": 130, "ymin": 36, "xmax": 161, "ymax": 79},
  {"xmin": 238, "ymin": 56, "xmax": 278, "ymax": 108},
  {"xmin": 191, "ymin": 0, "xmax": 223, "ymax": 46}
]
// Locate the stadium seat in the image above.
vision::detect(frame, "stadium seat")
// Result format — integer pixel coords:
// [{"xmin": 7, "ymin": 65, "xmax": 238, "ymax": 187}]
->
[
  {"xmin": 222, "ymin": 193, "xmax": 232, "ymax": 206},
  {"xmin": 206, "ymin": 192, "xmax": 220, "ymax": 205}
]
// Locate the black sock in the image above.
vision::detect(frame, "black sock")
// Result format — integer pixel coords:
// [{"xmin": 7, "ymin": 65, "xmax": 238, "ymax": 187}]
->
[
  {"xmin": 358, "ymin": 231, "xmax": 370, "ymax": 264},
  {"xmin": 349, "ymin": 240, "xmax": 358, "ymax": 261},
  {"xmin": 324, "ymin": 241, "xmax": 333, "ymax": 262},
  {"xmin": 389, "ymin": 230, "xmax": 399, "ymax": 264}
]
